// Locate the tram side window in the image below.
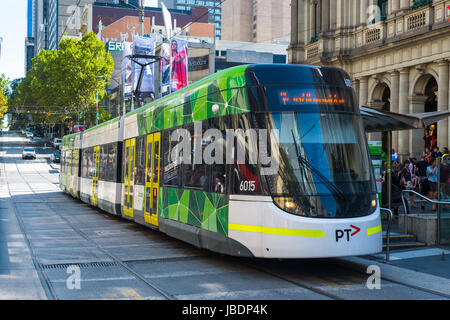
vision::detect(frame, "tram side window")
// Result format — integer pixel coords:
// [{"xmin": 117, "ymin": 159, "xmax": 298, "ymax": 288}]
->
[
  {"xmin": 61, "ymin": 151, "xmax": 65, "ymax": 173},
  {"xmin": 135, "ymin": 136, "xmax": 146, "ymax": 185},
  {"xmin": 88, "ymin": 147, "xmax": 94, "ymax": 179},
  {"xmin": 109, "ymin": 143, "xmax": 118, "ymax": 182},
  {"xmin": 81, "ymin": 149, "xmax": 87, "ymax": 177},
  {"xmin": 231, "ymin": 114, "xmax": 262, "ymax": 195},
  {"xmin": 183, "ymin": 123, "xmax": 209, "ymax": 191},
  {"xmin": 99, "ymin": 144, "xmax": 108, "ymax": 180},
  {"xmin": 208, "ymin": 116, "xmax": 229, "ymax": 194},
  {"xmin": 163, "ymin": 129, "xmax": 181, "ymax": 187}
]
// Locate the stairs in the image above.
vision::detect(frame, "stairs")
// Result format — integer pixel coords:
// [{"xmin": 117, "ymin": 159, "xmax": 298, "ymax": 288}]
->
[{"xmin": 383, "ymin": 232, "xmax": 426, "ymax": 250}]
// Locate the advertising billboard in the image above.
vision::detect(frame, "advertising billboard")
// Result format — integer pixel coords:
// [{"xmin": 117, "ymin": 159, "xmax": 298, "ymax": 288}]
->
[
  {"xmin": 169, "ymin": 37, "xmax": 188, "ymax": 93},
  {"xmin": 122, "ymin": 41, "xmax": 133, "ymax": 101},
  {"xmin": 132, "ymin": 35, "xmax": 156, "ymax": 98}
]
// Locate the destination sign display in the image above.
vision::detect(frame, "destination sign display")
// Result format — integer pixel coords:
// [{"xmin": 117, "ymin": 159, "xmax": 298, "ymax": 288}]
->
[{"xmin": 278, "ymin": 89, "xmax": 346, "ymax": 106}]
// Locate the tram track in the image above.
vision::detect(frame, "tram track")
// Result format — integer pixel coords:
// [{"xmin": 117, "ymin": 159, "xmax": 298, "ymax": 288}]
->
[
  {"xmin": 9, "ymin": 160, "xmax": 176, "ymax": 300},
  {"xmin": 239, "ymin": 260, "xmax": 344, "ymax": 300}
]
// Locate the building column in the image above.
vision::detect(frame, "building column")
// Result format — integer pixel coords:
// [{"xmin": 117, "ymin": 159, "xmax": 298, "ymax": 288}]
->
[
  {"xmin": 359, "ymin": 76, "xmax": 369, "ymax": 106},
  {"xmin": 360, "ymin": 0, "xmax": 369, "ymax": 26},
  {"xmin": 438, "ymin": 59, "xmax": 449, "ymax": 149},
  {"xmin": 391, "ymin": 0, "xmax": 400, "ymax": 15},
  {"xmin": 398, "ymin": 68, "xmax": 410, "ymax": 161},
  {"xmin": 400, "ymin": 0, "xmax": 410, "ymax": 10},
  {"xmin": 390, "ymin": 70, "xmax": 400, "ymax": 153},
  {"xmin": 321, "ymin": 0, "xmax": 330, "ymax": 34},
  {"xmin": 409, "ymin": 95, "xmax": 428, "ymax": 158}
]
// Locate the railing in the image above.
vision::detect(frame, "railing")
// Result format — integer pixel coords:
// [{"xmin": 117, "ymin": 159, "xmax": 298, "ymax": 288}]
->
[
  {"xmin": 406, "ymin": 9, "xmax": 427, "ymax": 31},
  {"xmin": 401, "ymin": 189, "xmax": 450, "ymax": 245},
  {"xmin": 365, "ymin": 28, "xmax": 381, "ymax": 44},
  {"xmin": 380, "ymin": 208, "xmax": 393, "ymax": 262}
]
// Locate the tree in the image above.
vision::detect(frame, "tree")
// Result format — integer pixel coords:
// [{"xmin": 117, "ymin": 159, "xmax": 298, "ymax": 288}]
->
[
  {"xmin": 0, "ymin": 74, "xmax": 9, "ymax": 125},
  {"xmin": 10, "ymin": 32, "xmax": 114, "ymax": 131},
  {"xmin": 0, "ymin": 73, "xmax": 9, "ymax": 96}
]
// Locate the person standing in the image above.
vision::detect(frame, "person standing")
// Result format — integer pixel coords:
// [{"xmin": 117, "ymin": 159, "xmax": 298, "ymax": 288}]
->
[
  {"xmin": 415, "ymin": 156, "xmax": 429, "ymax": 211},
  {"xmin": 427, "ymin": 158, "xmax": 439, "ymax": 211},
  {"xmin": 423, "ymin": 131, "xmax": 432, "ymax": 150},
  {"xmin": 392, "ymin": 148, "xmax": 398, "ymax": 163}
]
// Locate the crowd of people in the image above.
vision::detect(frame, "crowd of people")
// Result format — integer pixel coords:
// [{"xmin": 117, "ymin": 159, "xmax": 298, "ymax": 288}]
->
[{"xmin": 388, "ymin": 146, "xmax": 450, "ymax": 215}]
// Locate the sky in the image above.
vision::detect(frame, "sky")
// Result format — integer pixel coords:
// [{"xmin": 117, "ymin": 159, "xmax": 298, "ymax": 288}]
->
[
  {"xmin": 0, "ymin": 0, "xmax": 158, "ymax": 82},
  {"xmin": 0, "ymin": 0, "xmax": 27, "ymax": 81}
]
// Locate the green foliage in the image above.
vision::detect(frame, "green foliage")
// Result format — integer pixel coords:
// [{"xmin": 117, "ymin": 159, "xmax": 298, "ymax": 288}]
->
[
  {"xmin": 0, "ymin": 74, "xmax": 10, "ymax": 96},
  {"xmin": 10, "ymin": 32, "xmax": 114, "ymax": 129},
  {"xmin": 411, "ymin": 0, "xmax": 433, "ymax": 10},
  {"xmin": 0, "ymin": 91, "xmax": 7, "ymax": 120}
]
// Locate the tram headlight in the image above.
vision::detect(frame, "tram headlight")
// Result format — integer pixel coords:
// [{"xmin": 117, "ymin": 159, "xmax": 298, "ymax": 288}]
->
[
  {"xmin": 371, "ymin": 198, "xmax": 377, "ymax": 208},
  {"xmin": 273, "ymin": 197, "xmax": 303, "ymax": 215}
]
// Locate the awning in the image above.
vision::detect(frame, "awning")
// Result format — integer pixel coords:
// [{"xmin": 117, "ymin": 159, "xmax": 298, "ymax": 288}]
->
[{"xmin": 360, "ymin": 106, "xmax": 450, "ymax": 132}]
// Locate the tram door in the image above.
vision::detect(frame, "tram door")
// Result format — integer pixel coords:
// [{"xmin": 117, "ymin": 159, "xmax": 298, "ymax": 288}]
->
[
  {"xmin": 92, "ymin": 146, "xmax": 100, "ymax": 206},
  {"xmin": 67, "ymin": 150, "xmax": 72, "ymax": 194},
  {"xmin": 144, "ymin": 132, "xmax": 161, "ymax": 227},
  {"xmin": 123, "ymin": 138, "xmax": 136, "ymax": 218},
  {"xmin": 72, "ymin": 149, "xmax": 79, "ymax": 197}
]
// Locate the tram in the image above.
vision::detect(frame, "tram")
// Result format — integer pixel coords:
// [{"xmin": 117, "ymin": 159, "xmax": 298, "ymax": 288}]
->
[{"xmin": 60, "ymin": 64, "xmax": 382, "ymax": 258}]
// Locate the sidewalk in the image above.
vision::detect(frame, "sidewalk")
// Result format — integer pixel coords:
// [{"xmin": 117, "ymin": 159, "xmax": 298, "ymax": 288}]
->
[{"xmin": 0, "ymin": 142, "xmax": 47, "ymax": 299}]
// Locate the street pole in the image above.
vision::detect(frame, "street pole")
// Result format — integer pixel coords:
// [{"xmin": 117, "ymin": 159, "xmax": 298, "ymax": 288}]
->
[
  {"xmin": 139, "ymin": 0, "xmax": 144, "ymax": 37},
  {"xmin": 95, "ymin": 89, "xmax": 99, "ymax": 126},
  {"xmin": 387, "ymin": 130, "xmax": 392, "ymax": 211}
]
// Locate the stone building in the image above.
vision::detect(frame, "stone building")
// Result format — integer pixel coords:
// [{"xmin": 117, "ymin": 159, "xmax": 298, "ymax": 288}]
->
[
  {"xmin": 222, "ymin": 0, "xmax": 291, "ymax": 44},
  {"xmin": 289, "ymin": 0, "xmax": 450, "ymax": 159}
]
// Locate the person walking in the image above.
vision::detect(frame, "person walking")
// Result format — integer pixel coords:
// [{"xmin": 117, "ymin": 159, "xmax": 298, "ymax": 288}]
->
[{"xmin": 427, "ymin": 158, "xmax": 439, "ymax": 211}]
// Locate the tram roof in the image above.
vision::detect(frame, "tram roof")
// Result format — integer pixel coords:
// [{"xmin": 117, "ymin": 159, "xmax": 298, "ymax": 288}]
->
[{"xmin": 360, "ymin": 106, "xmax": 450, "ymax": 132}]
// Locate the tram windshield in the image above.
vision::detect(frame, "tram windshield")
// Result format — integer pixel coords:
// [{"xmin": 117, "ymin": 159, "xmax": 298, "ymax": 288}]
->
[{"xmin": 264, "ymin": 110, "xmax": 377, "ymax": 218}]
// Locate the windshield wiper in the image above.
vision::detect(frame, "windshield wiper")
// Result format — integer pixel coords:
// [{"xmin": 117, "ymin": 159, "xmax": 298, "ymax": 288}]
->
[{"xmin": 291, "ymin": 130, "xmax": 345, "ymax": 200}]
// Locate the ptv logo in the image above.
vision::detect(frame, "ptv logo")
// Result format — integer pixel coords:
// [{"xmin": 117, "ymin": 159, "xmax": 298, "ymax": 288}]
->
[{"xmin": 335, "ymin": 225, "xmax": 360, "ymax": 242}]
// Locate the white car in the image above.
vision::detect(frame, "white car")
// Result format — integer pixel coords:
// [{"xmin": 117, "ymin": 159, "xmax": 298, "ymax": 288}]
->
[
  {"xmin": 22, "ymin": 147, "xmax": 36, "ymax": 160},
  {"xmin": 53, "ymin": 138, "xmax": 62, "ymax": 149},
  {"xmin": 26, "ymin": 132, "xmax": 34, "ymax": 139}
]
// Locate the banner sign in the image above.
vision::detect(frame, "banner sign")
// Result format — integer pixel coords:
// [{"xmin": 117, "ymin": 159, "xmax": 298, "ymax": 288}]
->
[
  {"xmin": 122, "ymin": 41, "xmax": 133, "ymax": 101},
  {"xmin": 188, "ymin": 54, "xmax": 209, "ymax": 72},
  {"xmin": 161, "ymin": 43, "xmax": 170, "ymax": 96},
  {"xmin": 132, "ymin": 35, "xmax": 156, "ymax": 98},
  {"xmin": 169, "ymin": 37, "xmax": 188, "ymax": 93}
]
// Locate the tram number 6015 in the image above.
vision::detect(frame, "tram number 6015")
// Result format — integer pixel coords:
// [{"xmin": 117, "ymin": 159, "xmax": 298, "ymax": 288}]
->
[{"xmin": 240, "ymin": 180, "xmax": 256, "ymax": 192}]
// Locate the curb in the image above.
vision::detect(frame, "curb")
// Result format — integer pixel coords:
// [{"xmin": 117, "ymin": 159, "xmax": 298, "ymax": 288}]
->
[{"xmin": 334, "ymin": 256, "xmax": 450, "ymax": 298}]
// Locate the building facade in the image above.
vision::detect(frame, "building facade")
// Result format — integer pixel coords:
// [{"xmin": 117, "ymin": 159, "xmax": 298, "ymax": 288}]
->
[
  {"xmin": 222, "ymin": 0, "xmax": 291, "ymax": 44},
  {"xmin": 215, "ymin": 40, "xmax": 287, "ymax": 71},
  {"xmin": 175, "ymin": 0, "xmax": 222, "ymax": 39},
  {"xmin": 289, "ymin": 0, "xmax": 450, "ymax": 159},
  {"xmin": 25, "ymin": 0, "xmax": 36, "ymax": 74}
]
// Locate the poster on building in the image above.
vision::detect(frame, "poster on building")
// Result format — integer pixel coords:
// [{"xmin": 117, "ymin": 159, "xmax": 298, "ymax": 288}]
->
[
  {"xmin": 170, "ymin": 37, "xmax": 188, "ymax": 93},
  {"xmin": 132, "ymin": 35, "xmax": 156, "ymax": 98},
  {"xmin": 122, "ymin": 41, "xmax": 133, "ymax": 101},
  {"xmin": 161, "ymin": 43, "xmax": 171, "ymax": 96}
]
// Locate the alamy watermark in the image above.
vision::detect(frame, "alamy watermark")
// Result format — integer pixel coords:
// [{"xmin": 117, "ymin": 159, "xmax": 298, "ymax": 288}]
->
[
  {"xmin": 366, "ymin": 265, "xmax": 381, "ymax": 290},
  {"xmin": 66, "ymin": 265, "xmax": 81, "ymax": 290},
  {"xmin": 168, "ymin": 122, "xmax": 280, "ymax": 176}
]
